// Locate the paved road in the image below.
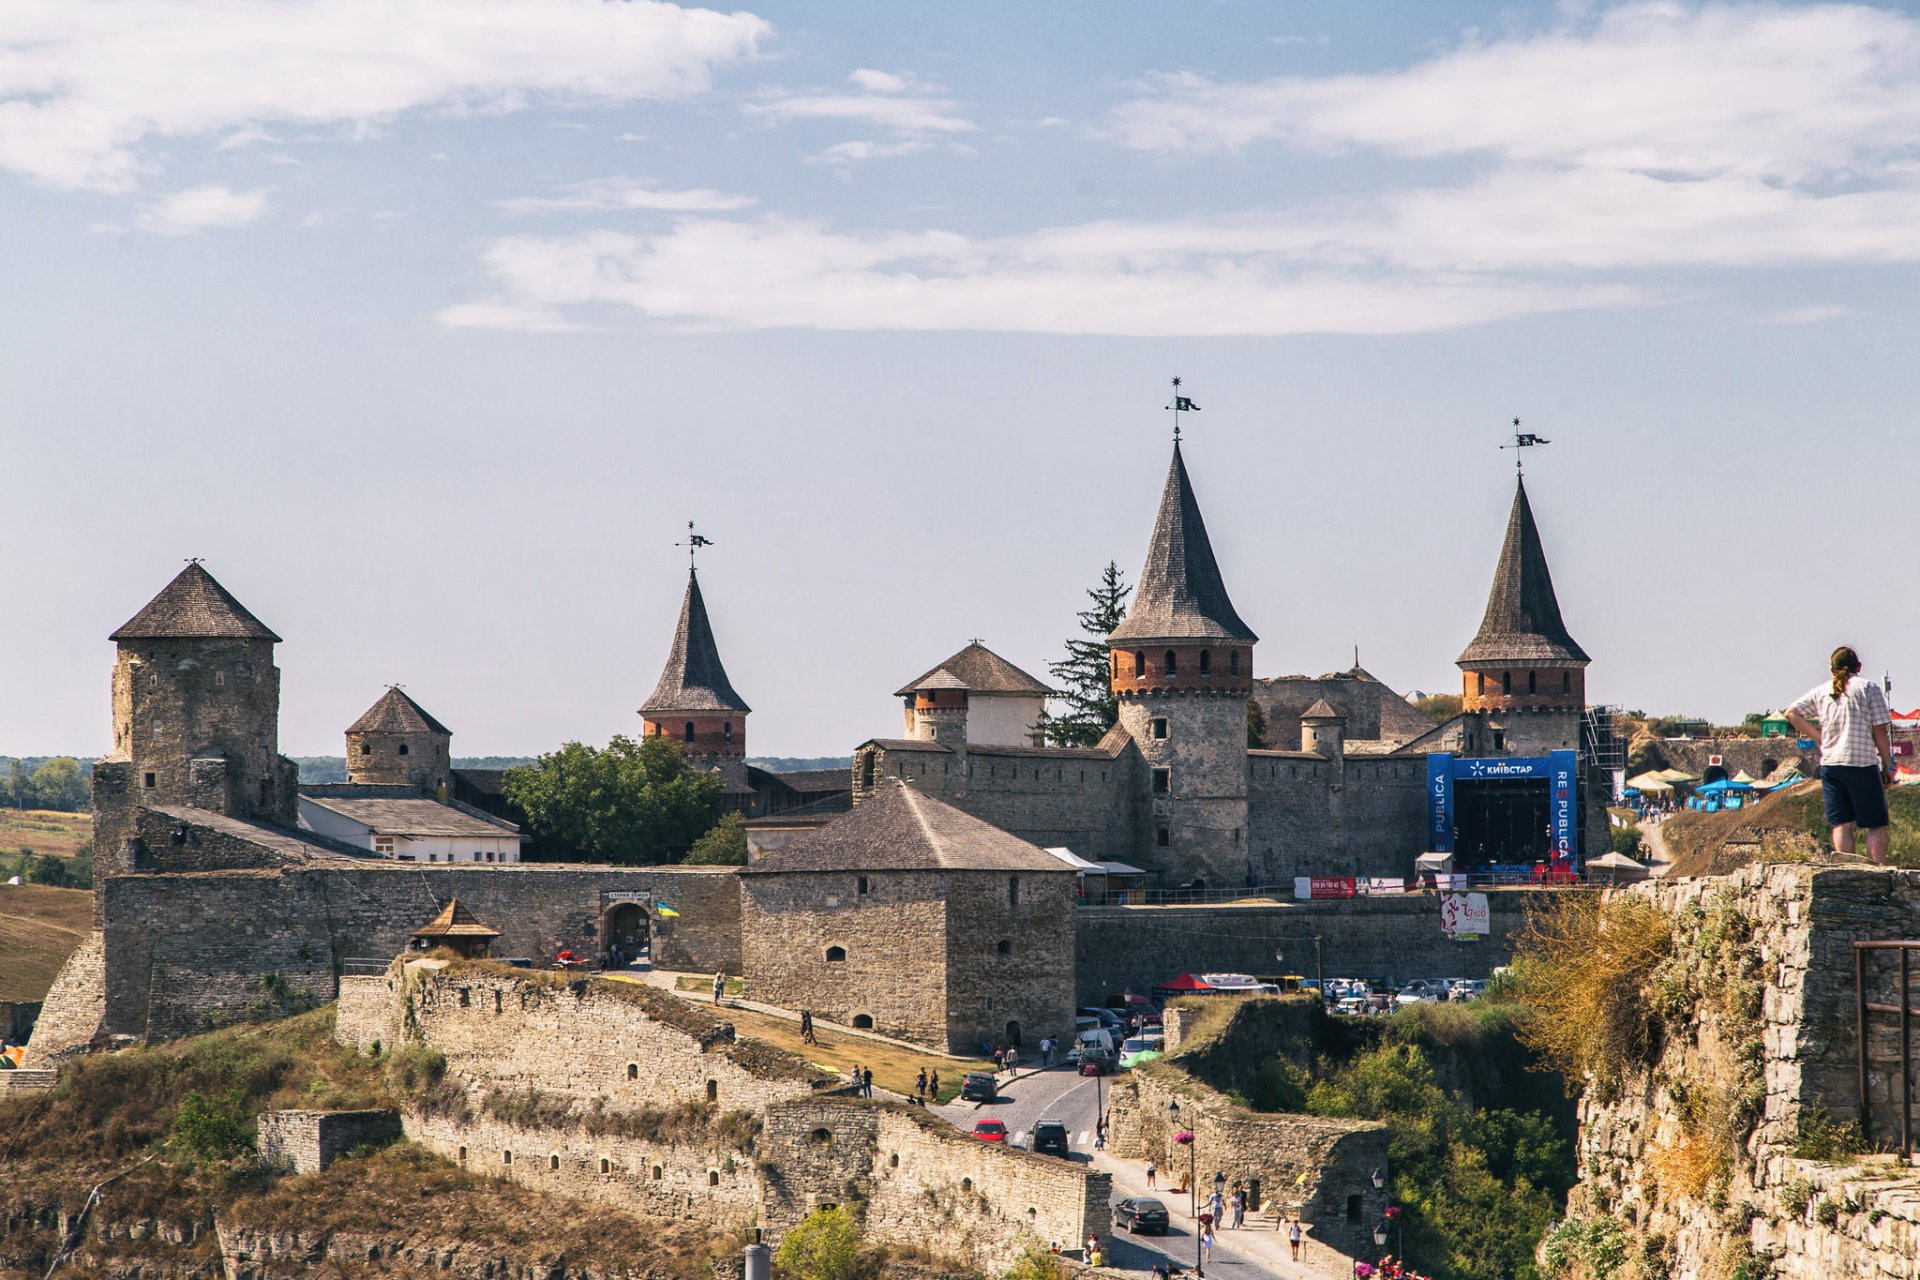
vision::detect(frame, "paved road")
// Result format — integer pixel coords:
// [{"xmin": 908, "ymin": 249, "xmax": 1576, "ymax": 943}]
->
[{"xmin": 934, "ymin": 1066, "xmax": 1289, "ymax": 1278}]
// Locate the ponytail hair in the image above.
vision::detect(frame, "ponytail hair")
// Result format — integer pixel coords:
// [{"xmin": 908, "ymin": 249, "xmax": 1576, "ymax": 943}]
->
[{"xmin": 1831, "ymin": 645, "xmax": 1862, "ymax": 699}]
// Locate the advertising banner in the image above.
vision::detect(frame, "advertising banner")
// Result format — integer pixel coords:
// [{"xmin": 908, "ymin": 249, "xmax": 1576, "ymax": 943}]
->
[
  {"xmin": 1549, "ymin": 749, "xmax": 1578, "ymax": 873},
  {"xmin": 1427, "ymin": 753, "xmax": 1454, "ymax": 852},
  {"xmin": 1293, "ymin": 877, "xmax": 1358, "ymax": 900},
  {"xmin": 1365, "ymin": 877, "xmax": 1407, "ymax": 896},
  {"xmin": 1440, "ymin": 892, "xmax": 1491, "ymax": 936},
  {"xmin": 1433, "ymin": 873, "xmax": 1468, "ymax": 892}
]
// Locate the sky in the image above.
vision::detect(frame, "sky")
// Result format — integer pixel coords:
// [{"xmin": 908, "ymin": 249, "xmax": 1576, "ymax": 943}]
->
[{"xmin": 6, "ymin": 0, "xmax": 1920, "ymax": 759}]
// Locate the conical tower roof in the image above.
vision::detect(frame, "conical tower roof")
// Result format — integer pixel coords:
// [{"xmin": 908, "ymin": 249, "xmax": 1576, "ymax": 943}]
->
[
  {"xmin": 1108, "ymin": 442, "xmax": 1257, "ymax": 645},
  {"xmin": 1458, "ymin": 477, "xmax": 1589, "ymax": 666},
  {"xmin": 349, "ymin": 687, "xmax": 450, "ymax": 736},
  {"xmin": 111, "ymin": 562, "xmax": 281, "ymax": 642},
  {"xmin": 642, "ymin": 570, "xmax": 751, "ymax": 714},
  {"xmin": 410, "ymin": 897, "xmax": 500, "ymax": 940}
]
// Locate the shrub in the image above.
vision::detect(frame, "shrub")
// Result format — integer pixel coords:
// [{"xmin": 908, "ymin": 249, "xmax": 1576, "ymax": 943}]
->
[
  {"xmin": 1814, "ymin": 1197, "xmax": 1840, "ymax": 1227},
  {"xmin": 170, "ymin": 1089, "xmax": 254, "ymax": 1162},
  {"xmin": 1610, "ymin": 823, "xmax": 1644, "ymax": 857},
  {"xmin": 775, "ymin": 1205, "xmax": 860, "ymax": 1280},
  {"xmin": 1794, "ymin": 1104, "xmax": 1867, "ymax": 1162},
  {"xmin": 1781, "ymin": 1177, "xmax": 1815, "ymax": 1218},
  {"xmin": 1002, "ymin": 1244, "xmax": 1066, "ymax": 1280},
  {"xmin": 684, "ymin": 811, "xmax": 748, "ymax": 865},
  {"xmin": 1514, "ymin": 895, "xmax": 1674, "ymax": 1098}
]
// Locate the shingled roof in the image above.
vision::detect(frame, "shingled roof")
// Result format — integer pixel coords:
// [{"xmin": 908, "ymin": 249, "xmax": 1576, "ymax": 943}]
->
[
  {"xmin": 1108, "ymin": 442, "xmax": 1257, "ymax": 645},
  {"xmin": 740, "ymin": 778, "xmax": 1068, "ymax": 875},
  {"xmin": 1458, "ymin": 477, "xmax": 1590, "ymax": 667},
  {"xmin": 1301, "ymin": 698, "xmax": 1343, "ymax": 720},
  {"xmin": 894, "ymin": 643, "xmax": 1053, "ymax": 698},
  {"xmin": 642, "ymin": 570, "xmax": 750, "ymax": 714},
  {"xmin": 411, "ymin": 898, "xmax": 500, "ymax": 941},
  {"xmin": 110, "ymin": 563, "xmax": 281, "ymax": 643},
  {"xmin": 348, "ymin": 687, "xmax": 450, "ymax": 736}
]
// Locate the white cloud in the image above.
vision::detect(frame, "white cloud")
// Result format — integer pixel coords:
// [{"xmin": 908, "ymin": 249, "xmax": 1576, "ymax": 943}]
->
[
  {"xmin": 497, "ymin": 177, "xmax": 757, "ymax": 214},
  {"xmin": 438, "ymin": 216, "xmax": 1647, "ymax": 337},
  {"xmin": 136, "ymin": 184, "xmax": 270, "ymax": 235},
  {"xmin": 1751, "ymin": 304, "xmax": 1852, "ymax": 325},
  {"xmin": 808, "ymin": 139, "xmax": 934, "ymax": 166},
  {"xmin": 846, "ymin": 68, "xmax": 912, "ymax": 94},
  {"xmin": 743, "ymin": 67, "xmax": 974, "ymax": 154},
  {"xmin": 0, "ymin": 0, "xmax": 768, "ymax": 190},
  {"xmin": 1110, "ymin": 4, "xmax": 1920, "ymax": 182},
  {"xmin": 436, "ymin": 300, "xmax": 595, "ymax": 333}
]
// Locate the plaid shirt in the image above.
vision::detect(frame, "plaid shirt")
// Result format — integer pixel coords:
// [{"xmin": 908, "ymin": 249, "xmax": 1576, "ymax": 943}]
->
[{"xmin": 1790, "ymin": 676, "xmax": 1891, "ymax": 768}]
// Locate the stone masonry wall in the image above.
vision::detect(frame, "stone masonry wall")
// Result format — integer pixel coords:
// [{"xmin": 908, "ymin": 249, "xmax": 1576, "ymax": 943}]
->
[
  {"xmin": 758, "ymin": 1098, "xmax": 1111, "ymax": 1274},
  {"xmin": 1073, "ymin": 893, "xmax": 1540, "ymax": 1003},
  {"xmin": 257, "ymin": 1108, "xmax": 402, "ymax": 1173},
  {"xmin": 334, "ymin": 973, "xmax": 399, "ymax": 1054},
  {"xmin": 18, "ymin": 931, "xmax": 106, "ymax": 1066},
  {"xmin": 1106, "ymin": 1060, "xmax": 1388, "ymax": 1271},
  {"xmin": 401, "ymin": 967, "xmax": 822, "ymax": 1115},
  {"xmin": 1566, "ymin": 863, "xmax": 1920, "ymax": 1280},
  {"xmin": 943, "ymin": 871, "xmax": 1077, "ymax": 1055},
  {"xmin": 740, "ymin": 870, "xmax": 949, "ymax": 1047},
  {"xmin": 1249, "ymin": 753, "xmax": 1430, "ymax": 884}
]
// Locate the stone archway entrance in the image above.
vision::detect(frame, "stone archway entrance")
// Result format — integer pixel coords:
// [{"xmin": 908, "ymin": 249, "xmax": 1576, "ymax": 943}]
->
[{"xmin": 603, "ymin": 902, "xmax": 649, "ymax": 968}]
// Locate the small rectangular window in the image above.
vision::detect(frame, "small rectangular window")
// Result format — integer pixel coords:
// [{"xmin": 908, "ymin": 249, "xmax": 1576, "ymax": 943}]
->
[
  {"xmin": 1156, "ymin": 827, "xmax": 1170, "ymax": 847},
  {"xmin": 373, "ymin": 836, "xmax": 395, "ymax": 856},
  {"xmin": 1152, "ymin": 768, "xmax": 1171, "ymax": 794},
  {"xmin": 1151, "ymin": 718, "xmax": 1168, "ymax": 740},
  {"xmin": 143, "ymin": 772, "xmax": 156, "ymax": 788},
  {"xmin": 857, "ymin": 876, "xmax": 869, "ymax": 895}
]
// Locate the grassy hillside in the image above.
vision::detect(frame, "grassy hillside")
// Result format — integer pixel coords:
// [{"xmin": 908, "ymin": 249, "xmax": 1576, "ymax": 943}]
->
[
  {"xmin": 0, "ymin": 807, "xmax": 91, "ymax": 859},
  {"xmin": 1662, "ymin": 781, "xmax": 1920, "ymax": 876},
  {"xmin": 0, "ymin": 882, "xmax": 92, "ymax": 1001}
]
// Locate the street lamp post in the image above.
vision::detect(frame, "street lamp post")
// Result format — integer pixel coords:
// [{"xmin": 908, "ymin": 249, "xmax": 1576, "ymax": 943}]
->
[{"xmin": 1168, "ymin": 1101, "xmax": 1202, "ymax": 1277}]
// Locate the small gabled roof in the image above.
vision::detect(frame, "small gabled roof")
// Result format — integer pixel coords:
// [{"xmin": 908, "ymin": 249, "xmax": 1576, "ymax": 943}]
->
[
  {"xmin": 411, "ymin": 898, "xmax": 500, "ymax": 941},
  {"xmin": 1300, "ymin": 698, "xmax": 1343, "ymax": 721},
  {"xmin": 348, "ymin": 687, "xmax": 450, "ymax": 736},
  {"xmin": 111, "ymin": 563, "xmax": 281, "ymax": 643},
  {"xmin": 1109, "ymin": 442, "xmax": 1256, "ymax": 645},
  {"xmin": 894, "ymin": 643, "xmax": 1053, "ymax": 698},
  {"xmin": 740, "ymin": 778, "xmax": 1068, "ymax": 875},
  {"xmin": 1458, "ymin": 477, "xmax": 1589, "ymax": 667},
  {"xmin": 643, "ymin": 570, "xmax": 751, "ymax": 715}
]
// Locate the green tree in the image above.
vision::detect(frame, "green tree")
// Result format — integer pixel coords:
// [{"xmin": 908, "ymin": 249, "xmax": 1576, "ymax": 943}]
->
[
  {"xmin": 684, "ymin": 810, "xmax": 748, "ymax": 865},
  {"xmin": 1415, "ymin": 693, "xmax": 1463, "ymax": 724},
  {"xmin": 502, "ymin": 735, "xmax": 723, "ymax": 864},
  {"xmin": 170, "ymin": 1089, "xmax": 254, "ymax": 1162},
  {"xmin": 24, "ymin": 757, "xmax": 88, "ymax": 811},
  {"xmin": 774, "ymin": 1205, "xmax": 860, "ymax": 1280},
  {"xmin": 1045, "ymin": 561, "xmax": 1132, "ymax": 748},
  {"xmin": 1247, "ymin": 698, "xmax": 1270, "ymax": 748},
  {"xmin": 25, "ymin": 853, "xmax": 74, "ymax": 887}
]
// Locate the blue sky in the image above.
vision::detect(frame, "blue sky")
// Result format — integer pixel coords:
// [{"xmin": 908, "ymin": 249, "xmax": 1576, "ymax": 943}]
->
[{"xmin": 6, "ymin": 0, "xmax": 1920, "ymax": 758}]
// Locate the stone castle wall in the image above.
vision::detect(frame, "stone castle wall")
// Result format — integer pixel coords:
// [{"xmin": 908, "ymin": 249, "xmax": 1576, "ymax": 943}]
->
[
  {"xmin": 1074, "ymin": 894, "xmax": 1540, "ymax": 1001},
  {"xmin": 1248, "ymin": 753, "xmax": 1429, "ymax": 884},
  {"xmin": 335, "ymin": 973, "xmax": 398, "ymax": 1053},
  {"xmin": 67, "ymin": 862, "xmax": 741, "ymax": 1050},
  {"xmin": 258, "ymin": 1108, "xmax": 402, "ymax": 1173},
  {"xmin": 943, "ymin": 871, "xmax": 1078, "ymax": 1054},
  {"xmin": 1118, "ymin": 689, "xmax": 1251, "ymax": 889}
]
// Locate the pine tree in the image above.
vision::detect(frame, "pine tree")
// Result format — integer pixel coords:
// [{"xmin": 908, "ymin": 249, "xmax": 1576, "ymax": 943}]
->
[{"xmin": 1045, "ymin": 561, "xmax": 1132, "ymax": 747}]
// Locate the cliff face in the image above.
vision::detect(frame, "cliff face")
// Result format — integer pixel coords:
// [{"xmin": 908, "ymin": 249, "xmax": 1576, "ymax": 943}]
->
[{"xmin": 1556, "ymin": 864, "xmax": 1920, "ymax": 1280}]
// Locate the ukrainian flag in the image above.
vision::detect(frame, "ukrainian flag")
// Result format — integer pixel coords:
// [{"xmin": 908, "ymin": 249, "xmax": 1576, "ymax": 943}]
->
[{"xmin": 655, "ymin": 901, "xmax": 680, "ymax": 919}]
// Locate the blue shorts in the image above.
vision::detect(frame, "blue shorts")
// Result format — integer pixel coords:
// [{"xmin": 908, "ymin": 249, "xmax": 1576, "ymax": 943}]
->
[{"xmin": 1822, "ymin": 765, "xmax": 1889, "ymax": 830}]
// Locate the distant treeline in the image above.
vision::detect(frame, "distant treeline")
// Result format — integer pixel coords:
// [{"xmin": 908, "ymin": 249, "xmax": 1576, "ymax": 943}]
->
[
  {"xmin": 1, "ymin": 758, "xmax": 93, "ymax": 812},
  {"xmin": 746, "ymin": 757, "xmax": 853, "ymax": 771},
  {"xmin": 292, "ymin": 756, "xmax": 538, "ymax": 784}
]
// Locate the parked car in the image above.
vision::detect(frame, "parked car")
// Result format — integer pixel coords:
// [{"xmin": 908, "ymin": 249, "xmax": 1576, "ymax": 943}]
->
[
  {"xmin": 1030, "ymin": 1119, "xmax": 1071, "ymax": 1158},
  {"xmin": 1077, "ymin": 1053, "xmax": 1111, "ymax": 1077},
  {"xmin": 1077, "ymin": 1006, "xmax": 1126, "ymax": 1029},
  {"xmin": 960, "ymin": 1071, "xmax": 999, "ymax": 1102},
  {"xmin": 1118, "ymin": 1036, "xmax": 1164, "ymax": 1069},
  {"xmin": 1113, "ymin": 1196, "xmax": 1171, "ymax": 1234},
  {"xmin": 972, "ymin": 1119, "xmax": 1008, "ymax": 1143}
]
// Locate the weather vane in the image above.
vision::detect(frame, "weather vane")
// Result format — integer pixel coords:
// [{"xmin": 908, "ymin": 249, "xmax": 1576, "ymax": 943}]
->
[
  {"xmin": 677, "ymin": 520, "xmax": 714, "ymax": 570},
  {"xmin": 1166, "ymin": 376, "xmax": 1200, "ymax": 442},
  {"xmin": 185, "ymin": 556, "xmax": 204, "ymax": 565},
  {"xmin": 1500, "ymin": 417, "xmax": 1551, "ymax": 474}
]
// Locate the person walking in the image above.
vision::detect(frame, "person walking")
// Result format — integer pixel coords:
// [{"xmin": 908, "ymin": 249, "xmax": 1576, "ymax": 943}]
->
[
  {"xmin": 862, "ymin": 1066, "xmax": 874, "ymax": 1098},
  {"xmin": 1289, "ymin": 1219, "xmax": 1303, "ymax": 1261},
  {"xmin": 799, "ymin": 1009, "xmax": 815, "ymax": 1044},
  {"xmin": 1788, "ymin": 645, "xmax": 1897, "ymax": 864},
  {"xmin": 1199, "ymin": 1225, "xmax": 1215, "ymax": 1266},
  {"xmin": 711, "ymin": 971, "xmax": 726, "ymax": 1005},
  {"xmin": 1208, "ymin": 1187, "xmax": 1225, "ymax": 1226},
  {"xmin": 1145, "ymin": 1158, "xmax": 1157, "ymax": 1189},
  {"xmin": 928, "ymin": 1068, "xmax": 941, "ymax": 1100},
  {"xmin": 1229, "ymin": 1187, "xmax": 1244, "ymax": 1228},
  {"xmin": 915, "ymin": 1068, "xmax": 928, "ymax": 1101}
]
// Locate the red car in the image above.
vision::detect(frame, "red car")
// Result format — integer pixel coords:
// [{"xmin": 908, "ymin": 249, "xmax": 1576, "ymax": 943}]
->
[{"xmin": 972, "ymin": 1120, "xmax": 1008, "ymax": 1143}]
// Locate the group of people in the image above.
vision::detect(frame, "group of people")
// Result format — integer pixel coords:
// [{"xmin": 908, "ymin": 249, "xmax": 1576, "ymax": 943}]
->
[
  {"xmin": 845, "ymin": 1064, "xmax": 875, "ymax": 1097},
  {"xmin": 986, "ymin": 1042, "xmax": 1021, "ymax": 1072},
  {"xmin": 913, "ymin": 1067, "xmax": 942, "ymax": 1102}
]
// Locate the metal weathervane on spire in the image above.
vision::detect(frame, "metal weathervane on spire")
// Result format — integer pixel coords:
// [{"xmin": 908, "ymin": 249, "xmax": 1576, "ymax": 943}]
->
[
  {"xmin": 1166, "ymin": 375, "xmax": 1200, "ymax": 441},
  {"xmin": 1500, "ymin": 417, "xmax": 1551, "ymax": 474},
  {"xmin": 677, "ymin": 520, "xmax": 713, "ymax": 571}
]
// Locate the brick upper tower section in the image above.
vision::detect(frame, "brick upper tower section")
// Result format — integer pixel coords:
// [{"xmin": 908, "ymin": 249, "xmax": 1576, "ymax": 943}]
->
[
  {"xmin": 346, "ymin": 686, "xmax": 453, "ymax": 792},
  {"xmin": 1458, "ymin": 476, "xmax": 1590, "ymax": 714},
  {"xmin": 641, "ymin": 569, "xmax": 750, "ymax": 758},
  {"xmin": 1108, "ymin": 440, "xmax": 1256, "ymax": 697}
]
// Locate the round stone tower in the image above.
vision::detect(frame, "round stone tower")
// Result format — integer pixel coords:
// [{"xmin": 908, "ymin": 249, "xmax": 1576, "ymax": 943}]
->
[
  {"xmin": 346, "ymin": 686, "xmax": 452, "ymax": 792},
  {"xmin": 1109, "ymin": 440, "xmax": 1256, "ymax": 889},
  {"xmin": 1457, "ymin": 475, "xmax": 1590, "ymax": 755},
  {"xmin": 641, "ymin": 567, "xmax": 750, "ymax": 760}
]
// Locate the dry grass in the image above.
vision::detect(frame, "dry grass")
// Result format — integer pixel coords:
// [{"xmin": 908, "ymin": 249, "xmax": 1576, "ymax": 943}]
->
[
  {"xmin": 1513, "ymin": 894, "xmax": 1674, "ymax": 1100},
  {"xmin": 605, "ymin": 975, "xmax": 992, "ymax": 1103},
  {"xmin": 1661, "ymin": 782, "xmax": 1825, "ymax": 876},
  {"xmin": 0, "ymin": 882, "xmax": 92, "ymax": 1001},
  {"xmin": 0, "ymin": 808, "xmax": 92, "ymax": 859}
]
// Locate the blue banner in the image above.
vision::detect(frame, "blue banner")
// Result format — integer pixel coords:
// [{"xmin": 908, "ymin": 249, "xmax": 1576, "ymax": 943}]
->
[
  {"xmin": 1550, "ymin": 748, "xmax": 1578, "ymax": 871},
  {"xmin": 1428, "ymin": 754, "xmax": 1454, "ymax": 852},
  {"xmin": 1424, "ymin": 750, "xmax": 1581, "ymax": 870}
]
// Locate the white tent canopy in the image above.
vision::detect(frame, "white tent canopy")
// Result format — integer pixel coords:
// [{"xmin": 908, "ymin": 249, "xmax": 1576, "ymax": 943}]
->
[{"xmin": 1414, "ymin": 852, "xmax": 1454, "ymax": 871}]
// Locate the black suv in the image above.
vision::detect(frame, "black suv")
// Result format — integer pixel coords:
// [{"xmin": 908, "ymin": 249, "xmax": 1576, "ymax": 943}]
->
[
  {"xmin": 959, "ymin": 1071, "xmax": 999, "ymax": 1102},
  {"xmin": 1030, "ymin": 1119, "xmax": 1070, "ymax": 1158},
  {"xmin": 1113, "ymin": 1196, "xmax": 1170, "ymax": 1234}
]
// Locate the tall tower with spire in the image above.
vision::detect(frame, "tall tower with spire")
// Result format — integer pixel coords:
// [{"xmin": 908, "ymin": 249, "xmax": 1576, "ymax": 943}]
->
[
  {"xmin": 1457, "ymin": 476, "xmax": 1590, "ymax": 755},
  {"xmin": 1108, "ymin": 428, "xmax": 1256, "ymax": 888},
  {"xmin": 640, "ymin": 567, "xmax": 751, "ymax": 759}
]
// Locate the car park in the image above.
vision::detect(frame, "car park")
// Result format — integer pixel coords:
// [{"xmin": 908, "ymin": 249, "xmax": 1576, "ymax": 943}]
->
[
  {"xmin": 1112, "ymin": 1196, "xmax": 1171, "ymax": 1234},
  {"xmin": 972, "ymin": 1119, "xmax": 1008, "ymax": 1142},
  {"xmin": 1030, "ymin": 1119, "xmax": 1071, "ymax": 1158},
  {"xmin": 960, "ymin": 1071, "xmax": 999, "ymax": 1102},
  {"xmin": 1077, "ymin": 1006, "xmax": 1126, "ymax": 1029}
]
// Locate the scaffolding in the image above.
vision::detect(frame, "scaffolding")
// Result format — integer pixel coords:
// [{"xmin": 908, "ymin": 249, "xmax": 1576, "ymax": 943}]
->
[{"xmin": 1581, "ymin": 705, "xmax": 1627, "ymax": 775}]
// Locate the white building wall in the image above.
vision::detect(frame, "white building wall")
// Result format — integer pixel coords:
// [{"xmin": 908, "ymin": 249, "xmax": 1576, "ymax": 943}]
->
[
  {"xmin": 295, "ymin": 798, "xmax": 521, "ymax": 863},
  {"xmin": 965, "ymin": 693, "xmax": 1044, "ymax": 747}
]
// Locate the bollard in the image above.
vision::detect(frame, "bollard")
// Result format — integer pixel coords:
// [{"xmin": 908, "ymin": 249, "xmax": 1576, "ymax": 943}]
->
[{"xmin": 744, "ymin": 1243, "xmax": 771, "ymax": 1280}]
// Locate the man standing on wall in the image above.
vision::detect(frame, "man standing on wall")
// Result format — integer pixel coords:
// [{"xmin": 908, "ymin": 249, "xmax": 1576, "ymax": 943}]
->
[{"xmin": 1787, "ymin": 645, "xmax": 1896, "ymax": 864}]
